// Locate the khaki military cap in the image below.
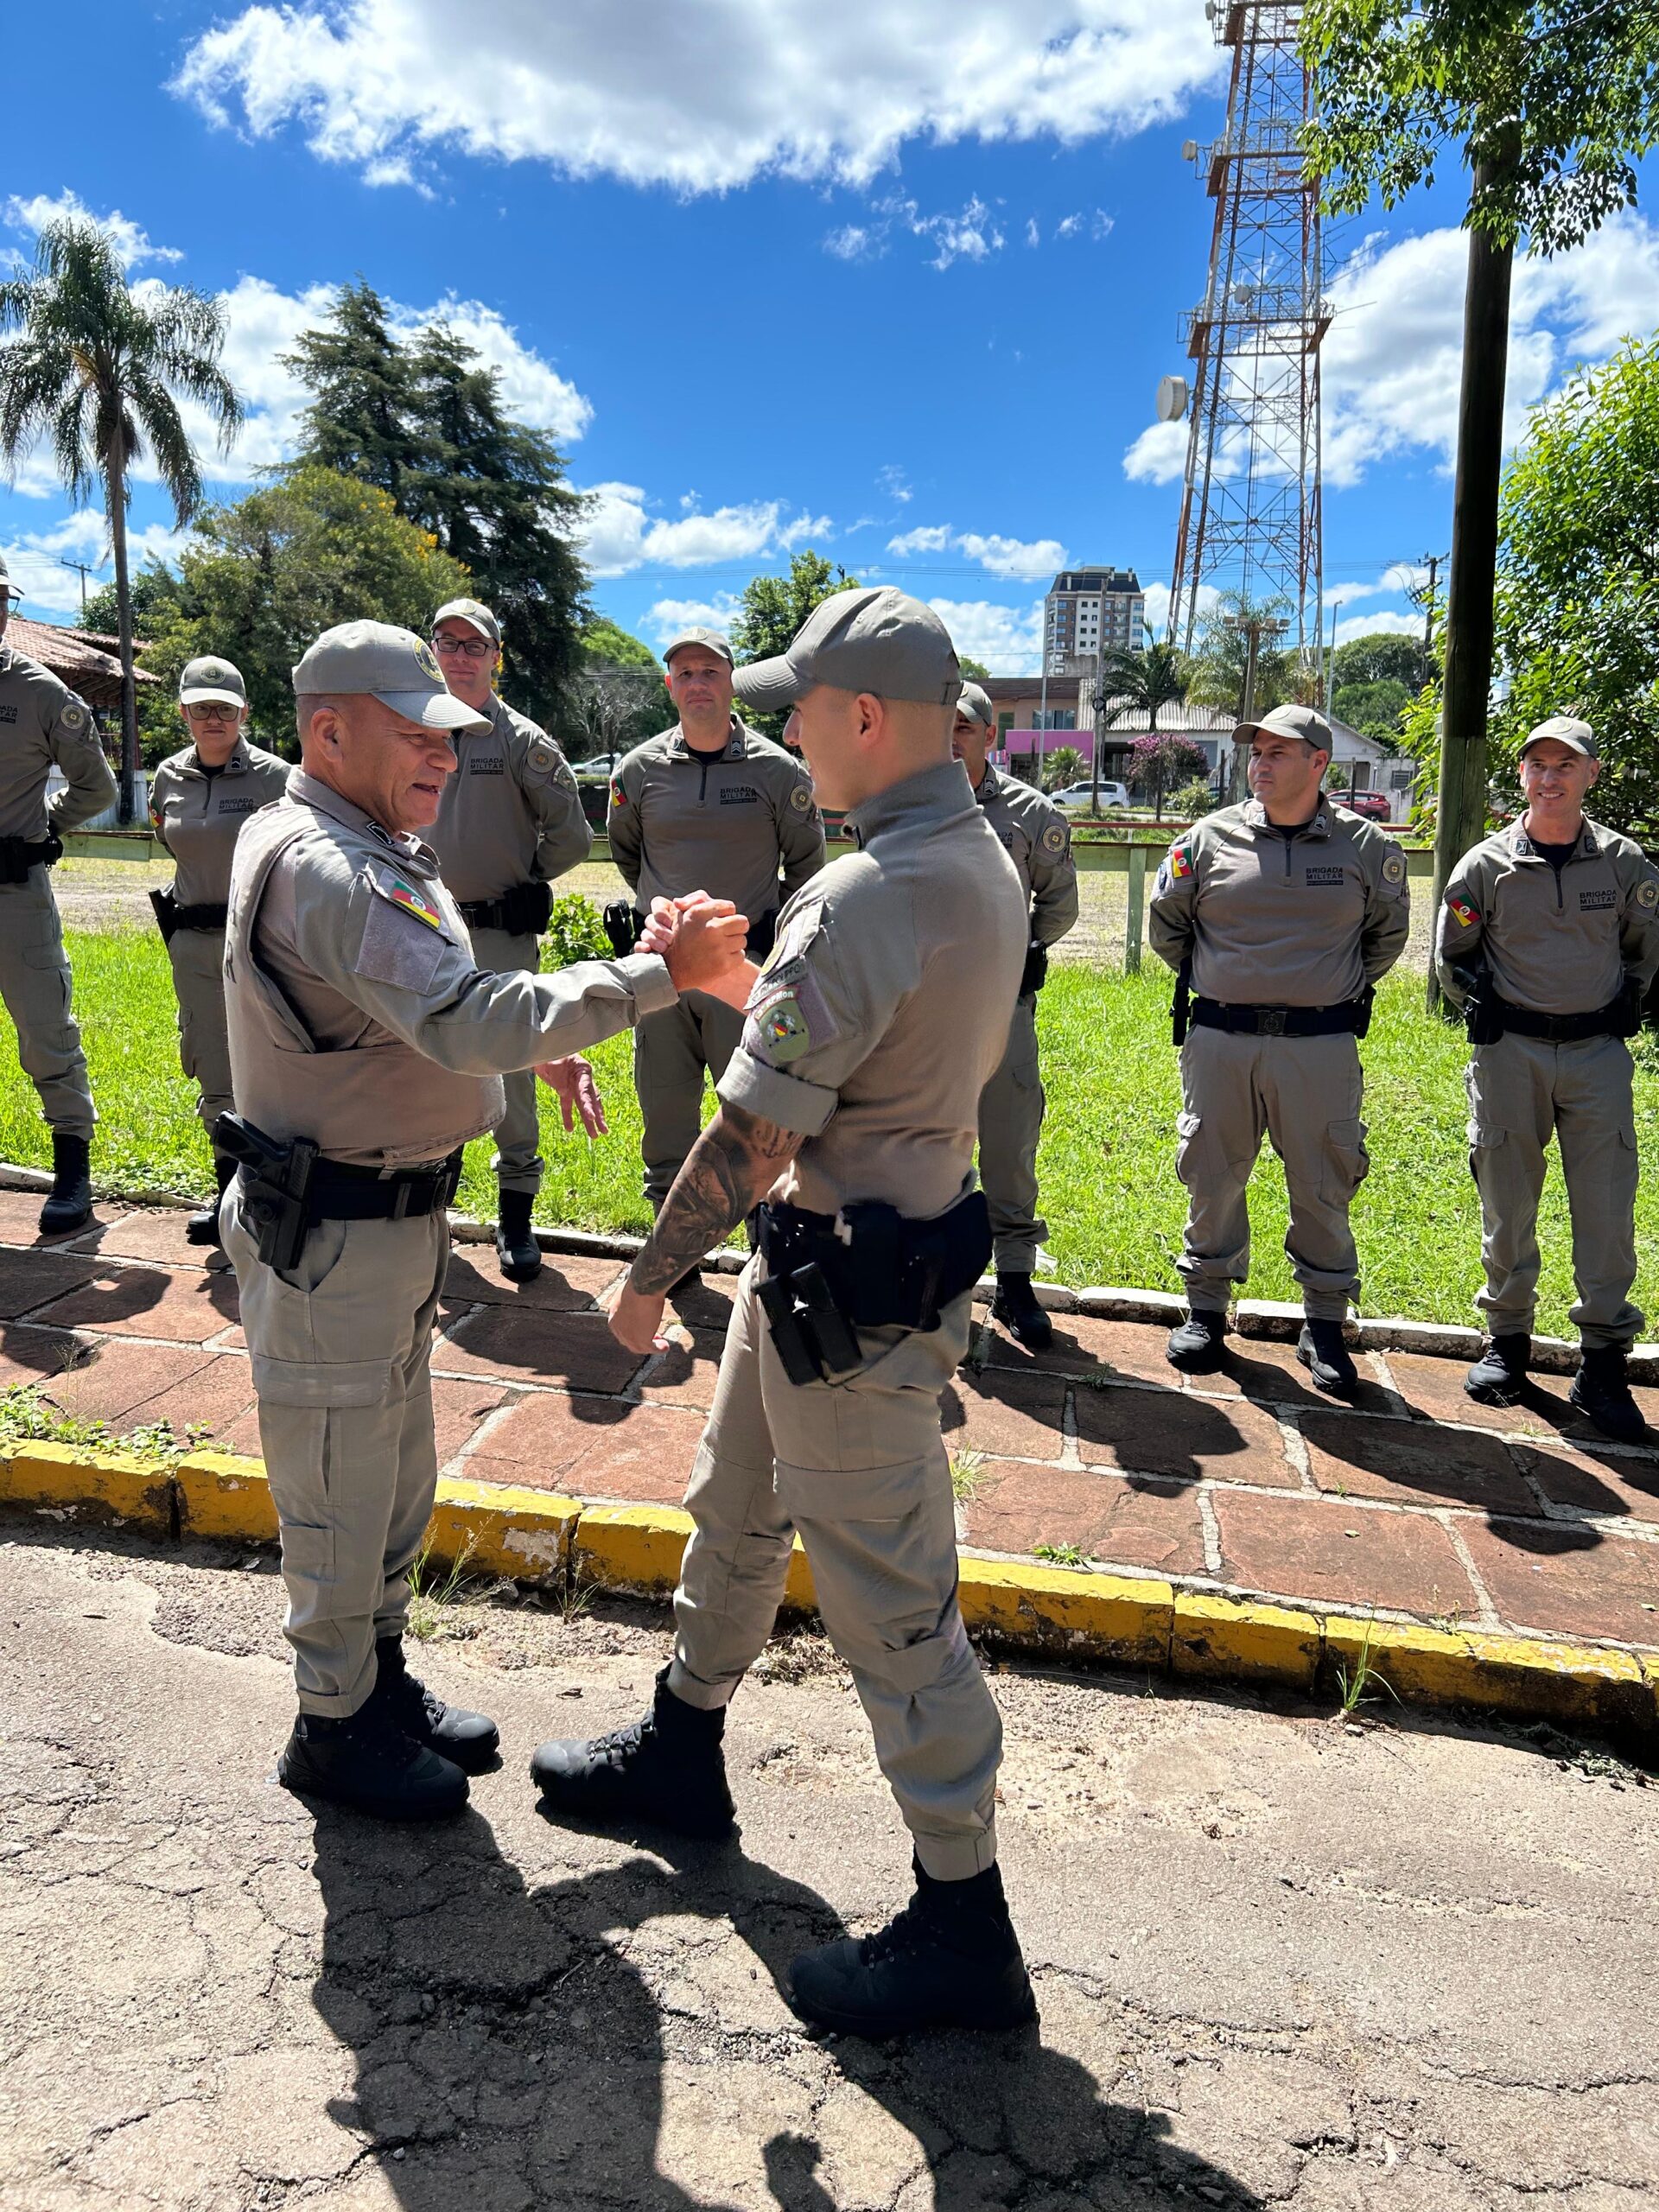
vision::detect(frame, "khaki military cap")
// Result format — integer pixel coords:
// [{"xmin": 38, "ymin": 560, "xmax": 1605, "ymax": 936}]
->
[
  {"xmin": 432, "ymin": 597, "xmax": 500, "ymax": 646},
  {"xmin": 1521, "ymin": 714, "xmax": 1598, "ymax": 760},
  {"xmin": 292, "ymin": 620, "xmax": 488, "ymax": 730},
  {"xmin": 0, "ymin": 550, "xmax": 20, "ymax": 602},
  {"xmin": 954, "ymin": 681, "xmax": 995, "ymax": 729},
  {"xmin": 734, "ymin": 586, "xmax": 961, "ymax": 711},
  {"xmin": 664, "ymin": 626, "xmax": 734, "ymax": 668},
  {"xmin": 1236, "ymin": 702, "xmax": 1333, "ymax": 750},
  {"xmin": 179, "ymin": 655, "xmax": 247, "ymax": 709}
]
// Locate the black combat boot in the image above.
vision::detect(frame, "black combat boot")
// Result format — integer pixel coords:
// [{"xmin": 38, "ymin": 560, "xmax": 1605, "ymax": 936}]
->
[
  {"xmin": 530, "ymin": 1664, "xmax": 736, "ymax": 1837},
  {"xmin": 789, "ymin": 1859, "xmax": 1037, "ymax": 2038},
  {"xmin": 1166, "ymin": 1308, "xmax": 1228, "ymax": 1373},
  {"xmin": 1465, "ymin": 1333, "xmax": 1530, "ymax": 1407},
  {"xmin": 186, "ymin": 1154, "xmax": 237, "ymax": 1248},
  {"xmin": 1298, "ymin": 1319, "xmax": 1359, "ymax": 1397},
  {"xmin": 494, "ymin": 1189, "xmax": 543, "ymax": 1283},
  {"xmin": 276, "ymin": 1703, "xmax": 469, "ymax": 1821},
  {"xmin": 368, "ymin": 1634, "xmax": 500, "ymax": 1772},
  {"xmin": 38, "ymin": 1132, "xmax": 92, "ymax": 1236},
  {"xmin": 1569, "ymin": 1346, "xmax": 1648, "ymax": 1444},
  {"xmin": 992, "ymin": 1271, "xmax": 1053, "ymax": 1351}
]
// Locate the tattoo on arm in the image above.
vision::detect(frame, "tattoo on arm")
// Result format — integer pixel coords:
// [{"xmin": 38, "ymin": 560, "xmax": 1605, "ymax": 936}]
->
[{"xmin": 629, "ymin": 1103, "xmax": 804, "ymax": 1296}]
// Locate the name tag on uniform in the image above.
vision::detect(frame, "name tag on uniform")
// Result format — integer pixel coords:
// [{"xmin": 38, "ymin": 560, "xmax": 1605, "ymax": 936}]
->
[
  {"xmin": 0, "ymin": 706, "xmax": 15, "ymax": 725},
  {"xmin": 469, "ymin": 754, "xmax": 506, "ymax": 776},
  {"xmin": 720, "ymin": 785, "xmax": 760, "ymax": 805},
  {"xmin": 1580, "ymin": 889, "xmax": 1616, "ymax": 911},
  {"xmin": 218, "ymin": 799, "xmax": 257, "ymax": 817},
  {"xmin": 1305, "ymin": 866, "xmax": 1346, "ymax": 887}
]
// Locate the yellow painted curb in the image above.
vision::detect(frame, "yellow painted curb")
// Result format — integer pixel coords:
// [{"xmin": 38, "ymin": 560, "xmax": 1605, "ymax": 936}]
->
[
  {"xmin": 176, "ymin": 1451, "xmax": 277, "ymax": 1542},
  {"xmin": 959, "ymin": 1557, "xmax": 1173, "ymax": 1667},
  {"xmin": 574, "ymin": 1503, "xmax": 694, "ymax": 1594},
  {"xmin": 429, "ymin": 1478, "xmax": 580, "ymax": 1584},
  {"xmin": 1321, "ymin": 1616, "xmax": 1656, "ymax": 1736},
  {"xmin": 0, "ymin": 1440, "xmax": 173, "ymax": 1535},
  {"xmin": 1172, "ymin": 1592, "xmax": 1321, "ymax": 1691}
]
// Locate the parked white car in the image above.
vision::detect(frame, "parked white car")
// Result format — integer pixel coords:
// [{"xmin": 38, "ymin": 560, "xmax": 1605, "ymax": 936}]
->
[{"xmin": 1048, "ymin": 780, "xmax": 1130, "ymax": 812}]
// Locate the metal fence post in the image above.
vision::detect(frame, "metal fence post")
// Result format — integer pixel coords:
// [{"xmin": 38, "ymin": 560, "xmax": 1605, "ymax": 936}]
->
[{"xmin": 1125, "ymin": 842, "xmax": 1146, "ymax": 974}]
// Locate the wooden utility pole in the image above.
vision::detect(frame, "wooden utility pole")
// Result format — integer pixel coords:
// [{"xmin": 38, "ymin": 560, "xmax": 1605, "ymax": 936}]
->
[
  {"xmin": 1411, "ymin": 550, "xmax": 1444, "ymax": 689},
  {"xmin": 1431, "ymin": 164, "xmax": 1514, "ymax": 1007}
]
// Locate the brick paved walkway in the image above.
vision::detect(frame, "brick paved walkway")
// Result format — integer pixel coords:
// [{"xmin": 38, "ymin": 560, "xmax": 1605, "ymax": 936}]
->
[{"xmin": 2, "ymin": 1185, "xmax": 1657, "ymax": 1656}]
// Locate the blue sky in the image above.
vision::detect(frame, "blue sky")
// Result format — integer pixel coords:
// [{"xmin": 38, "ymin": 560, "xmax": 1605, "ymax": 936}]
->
[{"xmin": 5, "ymin": 0, "xmax": 1657, "ymax": 673}]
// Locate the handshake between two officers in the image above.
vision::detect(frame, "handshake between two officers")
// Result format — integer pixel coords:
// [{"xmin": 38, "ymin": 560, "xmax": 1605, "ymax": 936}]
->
[{"xmin": 531, "ymin": 890, "xmax": 758, "ymax": 1351}]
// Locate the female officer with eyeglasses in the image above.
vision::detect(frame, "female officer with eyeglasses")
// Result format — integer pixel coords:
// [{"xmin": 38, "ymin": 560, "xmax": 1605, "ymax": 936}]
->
[{"xmin": 149, "ymin": 656, "xmax": 290, "ymax": 1241}]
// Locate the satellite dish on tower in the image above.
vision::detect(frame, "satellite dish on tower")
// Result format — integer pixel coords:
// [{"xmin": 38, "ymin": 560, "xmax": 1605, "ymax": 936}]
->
[
  {"xmin": 1155, "ymin": 374, "xmax": 1190, "ymax": 423},
  {"xmin": 1180, "ymin": 140, "xmax": 1198, "ymax": 162}
]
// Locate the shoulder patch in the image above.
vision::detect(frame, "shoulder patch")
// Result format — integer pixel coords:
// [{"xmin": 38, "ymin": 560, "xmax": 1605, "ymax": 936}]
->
[
  {"xmin": 788, "ymin": 782, "xmax": 815, "ymax": 815},
  {"xmin": 608, "ymin": 778, "xmax": 626, "ymax": 810},
  {"xmin": 1168, "ymin": 842, "xmax": 1192, "ymax": 880},
  {"xmin": 370, "ymin": 868, "xmax": 448, "ymax": 934},
  {"xmin": 59, "ymin": 699, "xmax": 89, "ymax": 734},
  {"xmin": 1446, "ymin": 893, "xmax": 1480, "ymax": 930},
  {"xmin": 1040, "ymin": 820, "xmax": 1067, "ymax": 855},
  {"xmin": 1382, "ymin": 849, "xmax": 1406, "ymax": 886},
  {"xmin": 1638, "ymin": 878, "xmax": 1659, "ymax": 911},
  {"xmin": 748, "ymin": 990, "xmax": 813, "ymax": 1065}
]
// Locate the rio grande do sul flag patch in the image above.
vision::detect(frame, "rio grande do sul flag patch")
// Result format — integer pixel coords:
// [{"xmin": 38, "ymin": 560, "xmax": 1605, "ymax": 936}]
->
[
  {"xmin": 373, "ymin": 871, "xmax": 446, "ymax": 932},
  {"xmin": 1446, "ymin": 894, "xmax": 1479, "ymax": 930},
  {"xmin": 1169, "ymin": 843, "xmax": 1192, "ymax": 880}
]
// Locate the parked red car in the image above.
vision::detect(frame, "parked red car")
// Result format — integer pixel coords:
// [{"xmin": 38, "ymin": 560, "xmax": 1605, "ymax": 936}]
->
[{"xmin": 1342, "ymin": 791, "xmax": 1393, "ymax": 821}]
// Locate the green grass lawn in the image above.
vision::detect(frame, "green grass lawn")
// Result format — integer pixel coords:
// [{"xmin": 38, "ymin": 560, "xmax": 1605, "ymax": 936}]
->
[{"xmin": 2, "ymin": 931, "xmax": 1654, "ymax": 1338}]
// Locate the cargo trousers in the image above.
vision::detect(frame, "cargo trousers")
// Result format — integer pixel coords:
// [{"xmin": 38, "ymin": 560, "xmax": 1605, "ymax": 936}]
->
[
  {"xmin": 635, "ymin": 991, "xmax": 747, "ymax": 1211},
  {"xmin": 1465, "ymin": 1033, "xmax": 1643, "ymax": 1349},
  {"xmin": 978, "ymin": 992, "xmax": 1046, "ymax": 1273},
  {"xmin": 222, "ymin": 1187, "xmax": 448, "ymax": 1716},
  {"xmin": 667, "ymin": 1255, "xmax": 1001, "ymax": 1879},
  {"xmin": 166, "ymin": 927, "xmax": 233, "ymax": 1132},
  {"xmin": 0, "ymin": 872, "xmax": 95, "ymax": 1136},
  {"xmin": 468, "ymin": 923, "xmax": 543, "ymax": 1198},
  {"xmin": 1174, "ymin": 1025, "xmax": 1369, "ymax": 1321}
]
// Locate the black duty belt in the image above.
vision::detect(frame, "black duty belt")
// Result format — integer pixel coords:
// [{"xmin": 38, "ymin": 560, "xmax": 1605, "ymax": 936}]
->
[
  {"xmin": 1491, "ymin": 996, "xmax": 1629, "ymax": 1045},
  {"xmin": 173, "ymin": 899, "xmax": 229, "ymax": 931},
  {"xmin": 0, "ymin": 831, "xmax": 62, "ymax": 884},
  {"xmin": 1190, "ymin": 995, "xmax": 1370, "ymax": 1039},
  {"xmin": 303, "ymin": 1150, "xmax": 465, "ymax": 1223},
  {"xmin": 458, "ymin": 880, "xmax": 554, "ymax": 936}
]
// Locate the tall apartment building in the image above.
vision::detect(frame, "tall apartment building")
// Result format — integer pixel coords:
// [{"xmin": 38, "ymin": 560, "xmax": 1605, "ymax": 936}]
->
[{"xmin": 1044, "ymin": 568, "xmax": 1145, "ymax": 677}]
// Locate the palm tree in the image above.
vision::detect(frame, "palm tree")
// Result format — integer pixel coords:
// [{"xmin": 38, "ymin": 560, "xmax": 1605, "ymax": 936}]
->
[
  {"xmin": 0, "ymin": 219, "xmax": 242, "ymax": 820},
  {"xmin": 1092, "ymin": 641, "xmax": 1189, "ymax": 816}
]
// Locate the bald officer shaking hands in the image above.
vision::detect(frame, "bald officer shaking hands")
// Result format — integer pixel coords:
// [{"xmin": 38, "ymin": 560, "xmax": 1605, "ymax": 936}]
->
[
  {"xmin": 426, "ymin": 596, "xmax": 592, "ymax": 1285},
  {"xmin": 1150, "ymin": 703, "xmax": 1409, "ymax": 1395},
  {"xmin": 219, "ymin": 622, "xmax": 747, "ymax": 1823},
  {"xmin": 534, "ymin": 588, "xmax": 1037, "ymax": 2043},
  {"xmin": 1436, "ymin": 715, "xmax": 1659, "ymax": 1440}
]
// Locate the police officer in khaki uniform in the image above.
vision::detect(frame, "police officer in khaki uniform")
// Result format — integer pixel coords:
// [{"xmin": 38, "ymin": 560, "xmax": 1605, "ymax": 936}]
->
[
  {"xmin": 951, "ymin": 682, "xmax": 1079, "ymax": 1349},
  {"xmin": 1150, "ymin": 702, "xmax": 1410, "ymax": 1395},
  {"xmin": 428, "ymin": 597, "xmax": 592, "ymax": 1281},
  {"xmin": 1436, "ymin": 715, "xmax": 1659, "ymax": 1440},
  {"xmin": 0, "ymin": 550, "xmax": 118, "ymax": 1233},
  {"xmin": 534, "ymin": 588, "xmax": 1037, "ymax": 2041},
  {"xmin": 149, "ymin": 655, "xmax": 289, "ymax": 1242},
  {"xmin": 607, "ymin": 626, "xmax": 823, "ymax": 1214},
  {"xmin": 220, "ymin": 620, "xmax": 749, "ymax": 1822}
]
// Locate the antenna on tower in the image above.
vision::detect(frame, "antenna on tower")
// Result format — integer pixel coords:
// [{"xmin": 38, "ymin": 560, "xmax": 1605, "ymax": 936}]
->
[{"xmin": 1165, "ymin": 1, "xmax": 1330, "ymax": 668}]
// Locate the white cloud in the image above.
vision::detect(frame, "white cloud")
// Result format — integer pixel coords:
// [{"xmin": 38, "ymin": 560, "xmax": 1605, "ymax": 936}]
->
[
  {"xmin": 823, "ymin": 194, "xmax": 1007, "ymax": 270},
  {"xmin": 1333, "ymin": 607, "xmax": 1421, "ymax": 646},
  {"xmin": 1122, "ymin": 419, "xmax": 1188, "ymax": 486},
  {"xmin": 824, "ymin": 225, "xmax": 879, "ymax": 261},
  {"xmin": 1323, "ymin": 211, "xmax": 1659, "ymax": 488},
  {"xmin": 2, "ymin": 513, "xmax": 192, "ymax": 615},
  {"xmin": 877, "ymin": 465, "xmax": 912, "ymax": 505},
  {"xmin": 1141, "ymin": 579, "xmax": 1219, "ymax": 639},
  {"xmin": 175, "ymin": 0, "xmax": 1222, "ymax": 196},
  {"xmin": 1326, "ymin": 564, "xmax": 1426, "ymax": 612},
  {"xmin": 926, "ymin": 595, "xmax": 1046, "ymax": 675},
  {"xmin": 639, "ymin": 594, "xmax": 743, "ymax": 645},
  {"xmin": 1025, "ymin": 216, "xmax": 1040, "ymax": 249},
  {"xmin": 1053, "ymin": 208, "xmax": 1113, "ymax": 243},
  {"xmin": 887, "ymin": 524, "xmax": 1066, "ymax": 580},
  {"xmin": 576, "ymin": 484, "xmax": 833, "ymax": 578},
  {"xmin": 4, "ymin": 188, "xmax": 183, "ymax": 268}
]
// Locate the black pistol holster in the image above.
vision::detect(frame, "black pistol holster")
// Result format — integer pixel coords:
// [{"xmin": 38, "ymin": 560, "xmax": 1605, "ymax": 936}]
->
[
  {"xmin": 1019, "ymin": 937, "xmax": 1049, "ymax": 998},
  {"xmin": 214, "ymin": 1114, "xmax": 319, "ymax": 1274},
  {"xmin": 1172, "ymin": 954, "xmax": 1193, "ymax": 1046},
  {"xmin": 0, "ymin": 830, "xmax": 63, "ymax": 885},
  {"xmin": 754, "ymin": 1191, "xmax": 993, "ymax": 1384},
  {"xmin": 603, "ymin": 899, "xmax": 646, "ymax": 958},
  {"xmin": 150, "ymin": 887, "xmax": 228, "ymax": 944},
  {"xmin": 461, "ymin": 880, "xmax": 555, "ymax": 936},
  {"xmin": 1463, "ymin": 966, "xmax": 1505, "ymax": 1046},
  {"xmin": 149, "ymin": 887, "xmax": 179, "ymax": 946}
]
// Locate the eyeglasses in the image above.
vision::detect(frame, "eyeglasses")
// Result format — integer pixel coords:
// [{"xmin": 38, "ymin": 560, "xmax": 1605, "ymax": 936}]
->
[
  {"xmin": 183, "ymin": 702, "xmax": 238, "ymax": 722},
  {"xmin": 431, "ymin": 633, "xmax": 493, "ymax": 659}
]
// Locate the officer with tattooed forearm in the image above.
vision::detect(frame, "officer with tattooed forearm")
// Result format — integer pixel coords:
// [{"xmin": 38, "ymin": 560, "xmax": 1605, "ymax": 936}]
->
[
  {"xmin": 532, "ymin": 588, "xmax": 1039, "ymax": 2041},
  {"xmin": 219, "ymin": 621, "xmax": 747, "ymax": 1823},
  {"xmin": 1436, "ymin": 716, "xmax": 1659, "ymax": 1438}
]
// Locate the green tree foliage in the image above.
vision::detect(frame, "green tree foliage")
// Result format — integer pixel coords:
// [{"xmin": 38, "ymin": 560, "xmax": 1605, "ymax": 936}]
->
[
  {"xmin": 1041, "ymin": 746, "xmax": 1084, "ymax": 793},
  {"xmin": 959, "ymin": 655, "xmax": 992, "ymax": 681},
  {"xmin": 1182, "ymin": 594, "xmax": 1292, "ymax": 718},
  {"xmin": 1333, "ymin": 677, "xmax": 1413, "ymax": 746},
  {"xmin": 579, "ymin": 617, "xmax": 658, "ymax": 672},
  {"xmin": 107, "ymin": 467, "xmax": 469, "ymax": 760},
  {"xmin": 0, "ymin": 218, "xmax": 241, "ymax": 817},
  {"xmin": 731, "ymin": 550, "xmax": 861, "ymax": 739},
  {"xmin": 1126, "ymin": 734, "xmax": 1211, "ymax": 820},
  {"xmin": 283, "ymin": 281, "xmax": 590, "ymax": 726},
  {"xmin": 1332, "ymin": 630, "xmax": 1427, "ymax": 691},
  {"xmin": 1493, "ymin": 335, "xmax": 1659, "ymax": 834}
]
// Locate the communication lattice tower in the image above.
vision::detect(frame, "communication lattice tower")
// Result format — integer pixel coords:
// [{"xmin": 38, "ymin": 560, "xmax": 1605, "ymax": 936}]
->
[{"xmin": 1166, "ymin": 0, "xmax": 1330, "ymax": 664}]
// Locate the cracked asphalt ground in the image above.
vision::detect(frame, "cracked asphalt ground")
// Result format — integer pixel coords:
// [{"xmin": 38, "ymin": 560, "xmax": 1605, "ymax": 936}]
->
[{"xmin": 3, "ymin": 1525, "xmax": 1656, "ymax": 2212}]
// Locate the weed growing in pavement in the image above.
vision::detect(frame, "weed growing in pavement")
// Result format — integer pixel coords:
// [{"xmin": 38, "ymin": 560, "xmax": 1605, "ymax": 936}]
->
[
  {"xmin": 950, "ymin": 1448, "xmax": 988, "ymax": 1503},
  {"xmin": 408, "ymin": 1531, "xmax": 481, "ymax": 1640},
  {"xmin": 123, "ymin": 1417, "xmax": 212, "ymax": 1468},
  {"xmin": 1334, "ymin": 1618, "xmax": 1400, "ymax": 1718},
  {"xmin": 0, "ymin": 1385, "xmax": 112, "ymax": 1453},
  {"xmin": 1033, "ymin": 1541, "xmax": 1093, "ymax": 1568}
]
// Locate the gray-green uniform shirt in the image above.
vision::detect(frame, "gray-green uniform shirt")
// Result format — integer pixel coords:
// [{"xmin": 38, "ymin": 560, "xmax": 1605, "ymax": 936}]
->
[
  {"xmin": 149, "ymin": 736, "xmax": 291, "ymax": 905},
  {"xmin": 975, "ymin": 762, "xmax": 1079, "ymax": 948},
  {"xmin": 0, "ymin": 646, "xmax": 116, "ymax": 837},
  {"xmin": 608, "ymin": 718, "xmax": 823, "ymax": 926},
  {"xmin": 427, "ymin": 692, "xmax": 590, "ymax": 904},
  {"xmin": 1434, "ymin": 817, "xmax": 1659, "ymax": 1012},
  {"xmin": 1149, "ymin": 797, "xmax": 1410, "ymax": 1002}
]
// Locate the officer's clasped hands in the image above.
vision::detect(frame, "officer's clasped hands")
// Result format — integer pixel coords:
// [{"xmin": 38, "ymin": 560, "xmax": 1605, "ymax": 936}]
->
[{"xmin": 644, "ymin": 889, "xmax": 754, "ymax": 1004}]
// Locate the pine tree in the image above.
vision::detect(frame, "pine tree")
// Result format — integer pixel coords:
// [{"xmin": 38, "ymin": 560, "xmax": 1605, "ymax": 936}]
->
[{"xmin": 282, "ymin": 279, "xmax": 423, "ymax": 509}]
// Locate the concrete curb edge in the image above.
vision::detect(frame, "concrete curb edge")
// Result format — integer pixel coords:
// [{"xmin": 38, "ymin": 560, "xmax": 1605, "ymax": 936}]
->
[{"xmin": 4, "ymin": 1440, "xmax": 1652, "ymax": 1748}]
